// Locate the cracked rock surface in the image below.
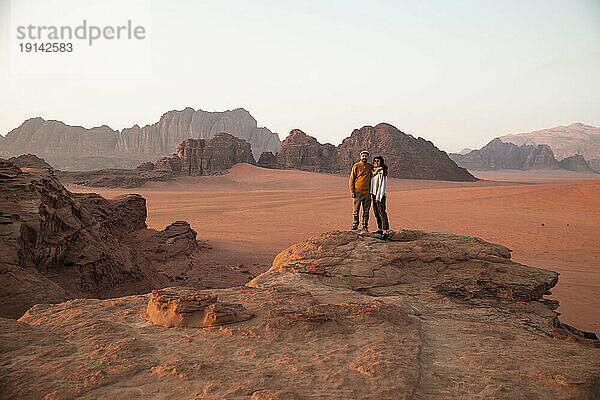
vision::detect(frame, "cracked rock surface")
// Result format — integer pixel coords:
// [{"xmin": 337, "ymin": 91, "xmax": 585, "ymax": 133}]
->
[{"xmin": 0, "ymin": 230, "xmax": 598, "ymax": 399}]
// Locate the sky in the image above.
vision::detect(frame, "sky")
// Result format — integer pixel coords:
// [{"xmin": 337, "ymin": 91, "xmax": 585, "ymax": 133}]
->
[{"xmin": 0, "ymin": 0, "xmax": 599, "ymax": 152}]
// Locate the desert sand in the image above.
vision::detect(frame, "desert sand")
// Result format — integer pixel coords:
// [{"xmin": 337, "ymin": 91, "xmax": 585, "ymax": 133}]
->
[{"xmin": 68, "ymin": 164, "xmax": 600, "ymax": 333}]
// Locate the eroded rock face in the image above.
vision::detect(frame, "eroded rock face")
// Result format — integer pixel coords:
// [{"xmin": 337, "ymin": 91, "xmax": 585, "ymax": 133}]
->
[
  {"xmin": 1, "ymin": 230, "xmax": 598, "ymax": 399},
  {"xmin": 147, "ymin": 288, "xmax": 254, "ymax": 328},
  {"xmin": 271, "ymin": 124, "xmax": 476, "ymax": 181},
  {"xmin": 275, "ymin": 129, "xmax": 338, "ymax": 173},
  {"xmin": 0, "ymin": 108, "xmax": 281, "ymax": 170},
  {"xmin": 155, "ymin": 133, "xmax": 255, "ymax": 175},
  {"xmin": 450, "ymin": 138, "xmax": 561, "ymax": 170},
  {"xmin": 0, "ymin": 160, "xmax": 209, "ymax": 318}
]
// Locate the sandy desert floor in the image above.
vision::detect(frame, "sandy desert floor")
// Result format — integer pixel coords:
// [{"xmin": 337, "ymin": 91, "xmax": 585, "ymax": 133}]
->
[{"xmin": 68, "ymin": 165, "xmax": 600, "ymax": 333}]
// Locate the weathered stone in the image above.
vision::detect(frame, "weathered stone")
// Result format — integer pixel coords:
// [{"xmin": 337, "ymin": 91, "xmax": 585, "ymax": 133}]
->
[{"xmin": 147, "ymin": 288, "xmax": 254, "ymax": 328}]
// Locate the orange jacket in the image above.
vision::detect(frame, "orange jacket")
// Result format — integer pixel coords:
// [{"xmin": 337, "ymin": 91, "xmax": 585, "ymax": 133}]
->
[{"xmin": 349, "ymin": 161, "xmax": 373, "ymax": 193}]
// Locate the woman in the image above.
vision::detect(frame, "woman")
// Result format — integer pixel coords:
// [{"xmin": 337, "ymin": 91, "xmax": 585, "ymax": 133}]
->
[{"xmin": 370, "ymin": 156, "xmax": 390, "ymax": 238}]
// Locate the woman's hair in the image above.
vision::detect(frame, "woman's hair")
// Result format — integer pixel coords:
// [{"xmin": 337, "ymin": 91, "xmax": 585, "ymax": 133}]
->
[{"xmin": 373, "ymin": 156, "xmax": 388, "ymax": 176}]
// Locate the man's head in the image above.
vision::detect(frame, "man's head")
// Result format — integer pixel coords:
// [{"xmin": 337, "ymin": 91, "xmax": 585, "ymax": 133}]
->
[{"xmin": 359, "ymin": 150, "xmax": 369, "ymax": 163}]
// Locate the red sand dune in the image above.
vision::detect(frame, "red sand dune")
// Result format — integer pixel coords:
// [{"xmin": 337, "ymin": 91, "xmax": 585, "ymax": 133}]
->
[{"xmin": 69, "ymin": 164, "xmax": 600, "ymax": 333}]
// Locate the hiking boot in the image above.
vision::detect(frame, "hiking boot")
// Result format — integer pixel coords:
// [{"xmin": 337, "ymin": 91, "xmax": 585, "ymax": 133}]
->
[
  {"xmin": 374, "ymin": 230, "xmax": 383, "ymax": 235},
  {"xmin": 350, "ymin": 225, "xmax": 359, "ymax": 231}
]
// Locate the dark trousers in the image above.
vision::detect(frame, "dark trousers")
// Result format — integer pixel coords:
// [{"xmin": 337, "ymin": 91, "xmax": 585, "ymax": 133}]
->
[
  {"xmin": 372, "ymin": 195, "xmax": 389, "ymax": 230},
  {"xmin": 352, "ymin": 192, "xmax": 371, "ymax": 228}
]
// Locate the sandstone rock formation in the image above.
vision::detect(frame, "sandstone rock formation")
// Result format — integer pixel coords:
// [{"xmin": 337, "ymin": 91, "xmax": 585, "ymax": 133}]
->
[
  {"xmin": 155, "ymin": 132, "xmax": 255, "ymax": 175},
  {"xmin": 557, "ymin": 154, "xmax": 598, "ymax": 173},
  {"xmin": 7, "ymin": 153, "xmax": 53, "ymax": 171},
  {"xmin": 336, "ymin": 124, "xmax": 475, "ymax": 181},
  {"xmin": 0, "ymin": 159, "xmax": 208, "ymax": 318},
  {"xmin": 56, "ymin": 134, "xmax": 255, "ymax": 188},
  {"xmin": 0, "ymin": 108, "xmax": 280, "ymax": 170},
  {"xmin": 450, "ymin": 138, "xmax": 560, "ymax": 170},
  {"xmin": 1, "ymin": 230, "xmax": 597, "ymax": 399},
  {"xmin": 501, "ymin": 122, "xmax": 600, "ymax": 161},
  {"xmin": 147, "ymin": 288, "xmax": 254, "ymax": 328},
  {"xmin": 272, "ymin": 129, "xmax": 338, "ymax": 173},
  {"xmin": 267, "ymin": 124, "xmax": 476, "ymax": 181}
]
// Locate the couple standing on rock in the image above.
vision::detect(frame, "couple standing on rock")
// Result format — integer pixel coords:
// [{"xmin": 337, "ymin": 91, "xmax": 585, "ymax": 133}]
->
[{"xmin": 349, "ymin": 150, "xmax": 390, "ymax": 238}]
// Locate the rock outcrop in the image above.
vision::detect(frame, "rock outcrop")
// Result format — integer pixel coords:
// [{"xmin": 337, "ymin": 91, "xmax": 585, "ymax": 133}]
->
[
  {"xmin": 7, "ymin": 154, "xmax": 53, "ymax": 171},
  {"xmin": 500, "ymin": 122, "xmax": 600, "ymax": 161},
  {"xmin": 0, "ymin": 108, "xmax": 280, "ymax": 170},
  {"xmin": 557, "ymin": 154, "xmax": 599, "ymax": 173},
  {"xmin": 268, "ymin": 124, "xmax": 476, "ymax": 181},
  {"xmin": 336, "ymin": 124, "xmax": 476, "ymax": 181},
  {"xmin": 450, "ymin": 138, "xmax": 561, "ymax": 170},
  {"xmin": 0, "ymin": 159, "xmax": 209, "ymax": 318},
  {"xmin": 1, "ymin": 230, "xmax": 597, "ymax": 399},
  {"xmin": 155, "ymin": 132, "xmax": 255, "ymax": 175},
  {"xmin": 56, "ymin": 168, "xmax": 177, "ymax": 188}
]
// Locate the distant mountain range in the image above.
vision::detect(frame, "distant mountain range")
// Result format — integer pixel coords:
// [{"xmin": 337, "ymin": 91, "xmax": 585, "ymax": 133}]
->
[
  {"xmin": 450, "ymin": 123, "xmax": 600, "ymax": 173},
  {"xmin": 0, "ymin": 108, "xmax": 281, "ymax": 171},
  {"xmin": 500, "ymin": 123, "xmax": 600, "ymax": 161}
]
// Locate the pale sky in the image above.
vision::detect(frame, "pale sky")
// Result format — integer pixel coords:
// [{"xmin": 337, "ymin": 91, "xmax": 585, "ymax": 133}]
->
[{"xmin": 0, "ymin": 0, "xmax": 599, "ymax": 152}]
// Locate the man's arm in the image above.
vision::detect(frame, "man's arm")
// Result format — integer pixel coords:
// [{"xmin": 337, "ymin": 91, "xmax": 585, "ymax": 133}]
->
[{"xmin": 349, "ymin": 164, "xmax": 356, "ymax": 197}]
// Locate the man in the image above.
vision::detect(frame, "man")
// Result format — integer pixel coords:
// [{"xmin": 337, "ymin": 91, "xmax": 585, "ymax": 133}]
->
[{"xmin": 349, "ymin": 150, "xmax": 373, "ymax": 231}]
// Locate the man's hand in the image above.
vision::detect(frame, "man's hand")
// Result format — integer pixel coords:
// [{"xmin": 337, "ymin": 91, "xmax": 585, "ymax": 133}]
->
[{"xmin": 351, "ymin": 191, "xmax": 356, "ymax": 198}]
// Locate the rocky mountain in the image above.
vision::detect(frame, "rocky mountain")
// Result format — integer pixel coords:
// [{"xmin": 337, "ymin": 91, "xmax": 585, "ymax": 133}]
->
[
  {"xmin": 500, "ymin": 122, "xmax": 600, "ymax": 161},
  {"xmin": 0, "ymin": 108, "xmax": 280, "ymax": 170},
  {"xmin": 557, "ymin": 154, "xmax": 598, "ymax": 173},
  {"xmin": 588, "ymin": 159, "xmax": 600, "ymax": 173},
  {"xmin": 1, "ymin": 230, "xmax": 598, "ymax": 398},
  {"xmin": 260, "ymin": 123, "xmax": 476, "ymax": 181},
  {"xmin": 0, "ymin": 158, "xmax": 206, "ymax": 318},
  {"xmin": 449, "ymin": 138, "xmax": 561, "ymax": 170},
  {"xmin": 116, "ymin": 107, "xmax": 279, "ymax": 160},
  {"xmin": 154, "ymin": 132, "xmax": 255, "ymax": 175}
]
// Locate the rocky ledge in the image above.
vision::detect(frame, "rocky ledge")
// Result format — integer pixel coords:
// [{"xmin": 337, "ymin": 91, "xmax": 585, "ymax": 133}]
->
[{"xmin": 0, "ymin": 230, "xmax": 598, "ymax": 399}]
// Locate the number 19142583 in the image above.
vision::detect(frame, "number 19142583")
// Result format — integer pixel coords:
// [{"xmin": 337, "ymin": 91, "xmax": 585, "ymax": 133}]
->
[{"xmin": 19, "ymin": 43, "xmax": 73, "ymax": 52}]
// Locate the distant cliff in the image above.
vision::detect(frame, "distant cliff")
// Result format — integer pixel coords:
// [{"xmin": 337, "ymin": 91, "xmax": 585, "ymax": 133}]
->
[
  {"xmin": 0, "ymin": 108, "xmax": 280, "ymax": 170},
  {"xmin": 500, "ymin": 123, "xmax": 600, "ymax": 161},
  {"xmin": 260, "ymin": 123, "xmax": 476, "ymax": 181},
  {"xmin": 450, "ymin": 137, "xmax": 599, "ymax": 174},
  {"xmin": 449, "ymin": 138, "xmax": 560, "ymax": 170}
]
